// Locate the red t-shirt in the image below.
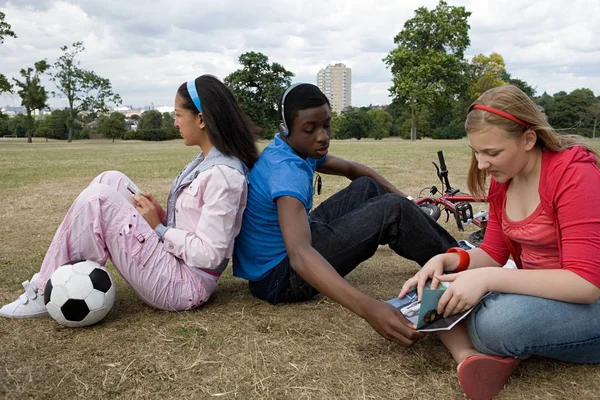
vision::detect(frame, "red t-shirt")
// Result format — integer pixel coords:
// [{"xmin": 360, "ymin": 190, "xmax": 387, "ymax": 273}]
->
[
  {"xmin": 480, "ymin": 146, "xmax": 600, "ymax": 288},
  {"xmin": 502, "ymin": 201, "xmax": 560, "ymax": 270}
]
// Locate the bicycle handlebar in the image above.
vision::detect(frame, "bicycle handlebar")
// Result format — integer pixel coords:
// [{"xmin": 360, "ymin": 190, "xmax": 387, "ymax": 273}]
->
[{"xmin": 437, "ymin": 150, "xmax": 447, "ymax": 173}]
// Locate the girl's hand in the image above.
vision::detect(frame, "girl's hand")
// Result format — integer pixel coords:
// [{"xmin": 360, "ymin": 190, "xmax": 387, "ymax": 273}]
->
[
  {"xmin": 435, "ymin": 269, "xmax": 491, "ymax": 317},
  {"xmin": 399, "ymin": 254, "xmax": 447, "ymax": 301},
  {"xmin": 141, "ymin": 193, "xmax": 165, "ymax": 222},
  {"xmin": 132, "ymin": 194, "xmax": 161, "ymax": 229}
]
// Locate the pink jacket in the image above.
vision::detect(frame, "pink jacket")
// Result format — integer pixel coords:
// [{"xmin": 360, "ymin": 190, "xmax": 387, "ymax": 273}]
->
[
  {"xmin": 162, "ymin": 165, "xmax": 247, "ymax": 271},
  {"xmin": 480, "ymin": 146, "xmax": 600, "ymax": 287}
]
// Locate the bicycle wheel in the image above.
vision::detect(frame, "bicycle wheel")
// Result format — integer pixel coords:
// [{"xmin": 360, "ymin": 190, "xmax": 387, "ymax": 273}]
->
[
  {"xmin": 419, "ymin": 204, "xmax": 441, "ymax": 221},
  {"xmin": 468, "ymin": 230, "xmax": 485, "ymax": 246}
]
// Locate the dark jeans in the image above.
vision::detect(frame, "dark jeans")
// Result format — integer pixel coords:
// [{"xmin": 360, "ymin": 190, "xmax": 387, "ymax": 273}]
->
[{"xmin": 249, "ymin": 177, "xmax": 458, "ymax": 304}]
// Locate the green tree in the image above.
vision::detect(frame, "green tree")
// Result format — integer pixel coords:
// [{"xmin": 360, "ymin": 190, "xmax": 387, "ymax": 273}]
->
[
  {"xmin": 500, "ymin": 71, "xmax": 536, "ymax": 97},
  {"xmin": 0, "ymin": 112, "xmax": 9, "ymax": 136},
  {"xmin": 7, "ymin": 114, "xmax": 28, "ymax": 137},
  {"xmin": 584, "ymin": 100, "xmax": 600, "ymax": 139},
  {"xmin": 136, "ymin": 110, "xmax": 168, "ymax": 141},
  {"xmin": 98, "ymin": 112, "xmax": 126, "ymax": 142},
  {"xmin": 49, "ymin": 42, "xmax": 122, "ymax": 142},
  {"xmin": 12, "ymin": 60, "xmax": 50, "ymax": 143},
  {"xmin": 0, "ymin": 12, "xmax": 17, "ymax": 95},
  {"xmin": 161, "ymin": 112, "xmax": 179, "ymax": 139},
  {"xmin": 330, "ymin": 110, "xmax": 342, "ymax": 138},
  {"xmin": 337, "ymin": 109, "xmax": 375, "ymax": 140},
  {"xmin": 468, "ymin": 52, "xmax": 507, "ymax": 100},
  {"xmin": 225, "ymin": 52, "xmax": 294, "ymax": 138},
  {"xmin": 384, "ymin": 0, "xmax": 471, "ymax": 140},
  {"xmin": 367, "ymin": 109, "xmax": 393, "ymax": 139},
  {"xmin": 545, "ymin": 88, "xmax": 596, "ymax": 130},
  {"xmin": 138, "ymin": 110, "xmax": 163, "ymax": 130},
  {"xmin": 81, "ymin": 111, "xmax": 98, "ymax": 124},
  {"xmin": 38, "ymin": 109, "xmax": 69, "ymax": 140}
]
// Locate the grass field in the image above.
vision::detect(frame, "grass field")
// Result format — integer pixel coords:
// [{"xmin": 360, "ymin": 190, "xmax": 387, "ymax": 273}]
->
[{"xmin": 1, "ymin": 138, "xmax": 600, "ymax": 399}]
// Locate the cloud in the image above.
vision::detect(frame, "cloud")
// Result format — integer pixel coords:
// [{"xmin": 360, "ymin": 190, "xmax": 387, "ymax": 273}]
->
[{"xmin": 1, "ymin": 0, "xmax": 599, "ymax": 110}]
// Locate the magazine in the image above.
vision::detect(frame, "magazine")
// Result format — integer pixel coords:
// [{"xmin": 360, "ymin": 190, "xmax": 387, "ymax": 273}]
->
[{"xmin": 387, "ymin": 281, "xmax": 488, "ymax": 332}]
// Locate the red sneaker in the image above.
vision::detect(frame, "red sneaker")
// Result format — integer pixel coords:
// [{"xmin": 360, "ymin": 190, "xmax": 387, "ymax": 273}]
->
[{"xmin": 457, "ymin": 355, "xmax": 520, "ymax": 400}]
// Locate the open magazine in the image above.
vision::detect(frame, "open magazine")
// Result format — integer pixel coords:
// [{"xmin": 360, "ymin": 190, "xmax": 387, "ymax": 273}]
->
[
  {"xmin": 387, "ymin": 281, "xmax": 488, "ymax": 332},
  {"xmin": 387, "ymin": 255, "xmax": 517, "ymax": 332}
]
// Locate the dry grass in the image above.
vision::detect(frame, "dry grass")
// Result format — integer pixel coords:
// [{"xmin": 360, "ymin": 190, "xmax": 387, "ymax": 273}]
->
[{"xmin": 1, "ymin": 137, "xmax": 600, "ymax": 399}]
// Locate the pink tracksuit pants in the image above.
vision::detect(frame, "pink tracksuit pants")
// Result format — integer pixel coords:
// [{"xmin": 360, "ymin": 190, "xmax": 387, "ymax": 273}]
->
[{"xmin": 32, "ymin": 171, "xmax": 216, "ymax": 311}]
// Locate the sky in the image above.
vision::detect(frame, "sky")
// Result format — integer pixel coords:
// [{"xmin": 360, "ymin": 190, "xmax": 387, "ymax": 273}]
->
[{"xmin": 1, "ymin": 0, "xmax": 599, "ymax": 110}]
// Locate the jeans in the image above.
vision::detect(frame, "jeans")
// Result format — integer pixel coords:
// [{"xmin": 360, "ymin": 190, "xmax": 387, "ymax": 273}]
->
[
  {"xmin": 467, "ymin": 292, "xmax": 600, "ymax": 363},
  {"xmin": 249, "ymin": 176, "xmax": 458, "ymax": 304}
]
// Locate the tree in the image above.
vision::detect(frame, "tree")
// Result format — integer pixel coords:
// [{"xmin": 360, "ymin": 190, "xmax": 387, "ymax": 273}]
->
[
  {"xmin": 500, "ymin": 71, "xmax": 536, "ymax": 98},
  {"xmin": 367, "ymin": 109, "xmax": 393, "ymax": 139},
  {"xmin": 0, "ymin": 12, "xmax": 17, "ymax": 95},
  {"xmin": 161, "ymin": 112, "xmax": 179, "ymax": 139},
  {"xmin": 337, "ymin": 109, "xmax": 375, "ymax": 140},
  {"xmin": 138, "ymin": 110, "xmax": 162, "ymax": 130},
  {"xmin": 49, "ymin": 42, "xmax": 122, "ymax": 142},
  {"xmin": 12, "ymin": 60, "xmax": 50, "ymax": 143},
  {"xmin": 545, "ymin": 88, "xmax": 596, "ymax": 130},
  {"xmin": 136, "ymin": 110, "xmax": 170, "ymax": 141},
  {"xmin": 38, "ymin": 109, "xmax": 69, "ymax": 140},
  {"xmin": 468, "ymin": 52, "xmax": 507, "ymax": 100},
  {"xmin": 225, "ymin": 52, "xmax": 294, "ymax": 138},
  {"xmin": 330, "ymin": 110, "xmax": 342, "ymax": 138},
  {"xmin": 384, "ymin": 0, "xmax": 471, "ymax": 140},
  {"xmin": 7, "ymin": 114, "xmax": 28, "ymax": 137},
  {"xmin": 583, "ymin": 99, "xmax": 600, "ymax": 138},
  {"xmin": 98, "ymin": 112, "xmax": 126, "ymax": 142}
]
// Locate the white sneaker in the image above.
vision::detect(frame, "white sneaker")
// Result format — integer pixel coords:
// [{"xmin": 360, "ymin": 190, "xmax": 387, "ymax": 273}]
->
[{"xmin": 0, "ymin": 280, "xmax": 48, "ymax": 318}]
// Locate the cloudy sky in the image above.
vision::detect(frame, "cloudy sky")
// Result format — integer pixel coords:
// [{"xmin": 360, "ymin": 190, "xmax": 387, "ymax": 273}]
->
[{"xmin": 1, "ymin": 0, "xmax": 599, "ymax": 110}]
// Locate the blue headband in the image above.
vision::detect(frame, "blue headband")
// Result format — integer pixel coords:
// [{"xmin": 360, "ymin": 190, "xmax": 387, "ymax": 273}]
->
[{"xmin": 186, "ymin": 79, "xmax": 202, "ymax": 112}]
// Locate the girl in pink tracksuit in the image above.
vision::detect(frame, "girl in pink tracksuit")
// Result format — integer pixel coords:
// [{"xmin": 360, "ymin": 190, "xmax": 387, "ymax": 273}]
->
[{"xmin": 0, "ymin": 74, "xmax": 258, "ymax": 317}]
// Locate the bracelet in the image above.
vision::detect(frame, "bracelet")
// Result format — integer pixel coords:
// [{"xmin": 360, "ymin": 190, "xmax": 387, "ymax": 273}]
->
[{"xmin": 446, "ymin": 247, "xmax": 470, "ymax": 273}]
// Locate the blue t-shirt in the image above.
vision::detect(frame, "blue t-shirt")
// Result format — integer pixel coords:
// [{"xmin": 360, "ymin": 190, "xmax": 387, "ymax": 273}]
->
[{"xmin": 233, "ymin": 134, "xmax": 326, "ymax": 281}]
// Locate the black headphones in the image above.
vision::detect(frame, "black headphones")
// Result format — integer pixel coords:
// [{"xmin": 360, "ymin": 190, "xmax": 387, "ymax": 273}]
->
[{"xmin": 278, "ymin": 83, "xmax": 304, "ymax": 137}]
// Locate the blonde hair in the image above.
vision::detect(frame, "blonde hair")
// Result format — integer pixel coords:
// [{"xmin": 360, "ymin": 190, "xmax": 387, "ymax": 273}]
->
[{"xmin": 465, "ymin": 85, "xmax": 600, "ymax": 197}]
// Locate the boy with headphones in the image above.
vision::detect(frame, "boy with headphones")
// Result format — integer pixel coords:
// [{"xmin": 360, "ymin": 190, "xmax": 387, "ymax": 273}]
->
[{"xmin": 233, "ymin": 83, "xmax": 457, "ymax": 345}]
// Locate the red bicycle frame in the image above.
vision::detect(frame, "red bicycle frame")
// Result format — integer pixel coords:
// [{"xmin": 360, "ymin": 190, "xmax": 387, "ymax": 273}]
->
[{"xmin": 415, "ymin": 151, "xmax": 488, "ymax": 238}]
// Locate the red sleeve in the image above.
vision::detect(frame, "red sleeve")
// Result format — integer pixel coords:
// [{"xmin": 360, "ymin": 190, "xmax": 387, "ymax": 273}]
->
[
  {"xmin": 555, "ymin": 162, "xmax": 600, "ymax": 287},
  {"xmin": 479, "ymin": 186, "xmax": 511, "ymax": 265}
]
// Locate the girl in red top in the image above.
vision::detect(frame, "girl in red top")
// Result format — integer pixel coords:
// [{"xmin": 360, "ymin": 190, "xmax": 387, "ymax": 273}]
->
[{"xmin": 400, "ymin": 85, "xmax": 600, "ymax": 400}]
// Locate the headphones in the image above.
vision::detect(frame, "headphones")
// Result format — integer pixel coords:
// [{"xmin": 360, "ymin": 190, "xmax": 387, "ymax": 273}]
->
[{"xmin": 278, "ymin": 83, "xmax": 304, "ymax": 137}]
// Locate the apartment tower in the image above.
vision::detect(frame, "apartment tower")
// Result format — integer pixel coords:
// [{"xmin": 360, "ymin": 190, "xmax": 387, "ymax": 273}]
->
[{"xmin": 316, "ymin": 63, "xmax": 352, "ymax": 114}]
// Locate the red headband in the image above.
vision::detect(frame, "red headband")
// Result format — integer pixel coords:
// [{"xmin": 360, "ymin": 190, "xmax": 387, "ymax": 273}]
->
[{"xmin": 471, "ymin": 104, "xmax": 533, "ymax": 129}]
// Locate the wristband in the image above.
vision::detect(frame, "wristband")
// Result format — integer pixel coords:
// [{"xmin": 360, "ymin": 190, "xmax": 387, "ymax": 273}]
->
[{"xmin": 446, "ymin": 247, "xmax": 470, "ymax": 272}]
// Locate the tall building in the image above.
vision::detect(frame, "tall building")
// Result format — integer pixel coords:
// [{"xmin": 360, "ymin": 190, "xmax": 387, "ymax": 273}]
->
[{"xmin": 316, "ymin": 63, "xmax": 352, "ymax": 114}]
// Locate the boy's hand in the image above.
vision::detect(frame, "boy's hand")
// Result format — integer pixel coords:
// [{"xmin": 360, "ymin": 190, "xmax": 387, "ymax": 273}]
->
[{"xmin": 362, "ymin": 299, "xmax": 425, "ymax": 346}]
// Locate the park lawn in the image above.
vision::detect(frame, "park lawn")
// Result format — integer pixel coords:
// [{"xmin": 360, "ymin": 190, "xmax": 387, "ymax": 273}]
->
[{"xmin": 1, "ymin": 137, "xmax": 599, "ymax": 399}]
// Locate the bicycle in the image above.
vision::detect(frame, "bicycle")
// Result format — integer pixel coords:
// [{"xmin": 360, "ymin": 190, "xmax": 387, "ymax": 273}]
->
[{"xmin": 414, "ymin": 150, "xmax": 488, "ymax": 246}]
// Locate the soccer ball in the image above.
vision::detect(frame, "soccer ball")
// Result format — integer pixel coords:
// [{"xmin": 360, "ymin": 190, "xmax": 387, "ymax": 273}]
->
[{"xmin": 44, "ymin": 260, "xmax": 116, "ymax": 327}]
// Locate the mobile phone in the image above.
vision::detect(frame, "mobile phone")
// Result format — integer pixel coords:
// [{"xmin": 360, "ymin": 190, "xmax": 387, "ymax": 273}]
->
[{"xmin": 126, "ymin": 181, "xmax": 142, "ymax": 195}]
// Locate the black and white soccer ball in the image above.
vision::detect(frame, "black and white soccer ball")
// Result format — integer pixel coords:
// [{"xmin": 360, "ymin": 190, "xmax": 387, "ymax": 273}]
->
[{"xmin": 44, "ymin": 260, "xmax": 116, "ymax": 327}]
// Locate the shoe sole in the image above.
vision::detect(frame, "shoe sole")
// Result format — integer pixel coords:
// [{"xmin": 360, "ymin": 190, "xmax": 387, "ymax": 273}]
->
[
  {"xmin": 457, "ymin": 355, "xmax": 520, "ymax": 400},
  {"xmin": 0, "ymin": 311, "xmax": 49, "ymax": 319}
]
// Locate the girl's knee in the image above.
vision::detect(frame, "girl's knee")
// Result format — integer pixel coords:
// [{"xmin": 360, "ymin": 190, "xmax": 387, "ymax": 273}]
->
[
  {"xmin": 91, "ymin": 171, "xmax": 129, "ymax": 186},
  {"xmin": 467, "ymin": 294, "xmax": 533, "ymax": 356}
]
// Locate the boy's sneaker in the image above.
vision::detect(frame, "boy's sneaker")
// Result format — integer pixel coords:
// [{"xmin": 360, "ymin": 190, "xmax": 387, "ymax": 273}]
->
[
  {"xmin": 0, "ymin": 280, "xmax": 48, "ymax": 318},
  {"xmin": 458, "ymin": 239, "xmax": 477, "ymax": 250}
]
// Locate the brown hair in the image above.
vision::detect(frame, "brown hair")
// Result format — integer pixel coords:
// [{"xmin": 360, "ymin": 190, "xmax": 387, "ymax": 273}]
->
[
  {"xmin": 177, "ymin": 75, "xmax": 259, "ymax": 169},
  {"xmin": 465, "ymin": 85, "xmax": 600, "ymax": 197}
]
